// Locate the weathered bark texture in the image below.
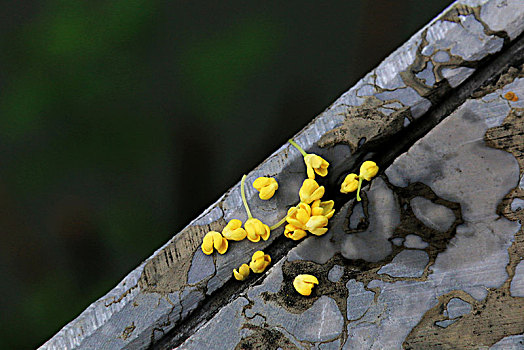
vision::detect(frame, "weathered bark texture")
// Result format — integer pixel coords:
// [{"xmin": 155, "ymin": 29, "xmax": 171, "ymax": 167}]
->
[{"xmin": 41, "ymin": 0, "xmax": 524, "ymax": 349}]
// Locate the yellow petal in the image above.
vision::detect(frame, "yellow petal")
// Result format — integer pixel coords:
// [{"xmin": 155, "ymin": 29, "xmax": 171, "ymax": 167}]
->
[
  {"xmin": 298, "ymin": 202, "xmax": 312, "ymax": 216},
  {"xmin": 309, "ymin": 227, "xmax": 328, "ymax": 236},
  {"xmin": 253, "ymin": 177, "xmax": 278, "ymax": 200},
  {"xmin": 201, "ymin": 232, "xmax": 216, "ymax": 255},
  {"xmin": 305, "ymin": 161, "xmax": 315, "ymax": 179},
  {"xmin": 293, "ymin": 274, "xmax": 319, "ymax": 296},
  {"xmin": 285, "ymin": 227, "xmax": 307, "ymax": 240},
  {"xmin": 245, "ymin": 218, "xmax": 270, "ymax": 242},
  {"xmin": 314, "ymin": 200, "xmax": 334, "ymax": 219},
  {"xmin": 250, "ymin": 250, "xmax": 271, "ymax": 273},
  {"xmin": 287, "ymin": 217, "xmax": 305, "ymax": 228},
  {"xmin": 253, "ymin": 177, "xmax": 271, "ymax": 190},
  {"xmin": 340, "ymin": 174, "xmax": 359, "ymax": 193},
  {"xmin": 233, "ymin": 263, "xmax": 250, "ymax": 281},
  {"xmin": 310, "ymin": 155, "xmax": 323, "ymax": 168},
  {"xmin": 287, "ymin": 206, "xmax": 298, "ymax": 216},
  {"xmin": 222, "ymin": 219, "xmax": 247, "ymax": 241},
  {"xmin": 213, "ymin": 232, "xmax": 228, "ymax": 254},
  {"xmin": 360, "ymin": 161, "xmax": 379, "ymax": 181},
  {"xmin": 306, "ymin": 215, "xmax": 328, "ymax": 230},
  {"xmin": 296, "ymin": 207, "xmax": 310, "ymax": 225},
  {"xmin": 259, "ymin": 185, "xmax": 277, "ymax": 200},
  {"xmin": 245, "ymin": 218, "xmax": 261, "ymax": 242},
  {"xmin": 299, "ymin": 179, "xmax": 325, "ymax": 204},
  {"xmin": 310, "ymin": 187, "xmax": 325, "ymax": 202},
  {"xmin": 315, "ymin": 166, "xmax": 328, "ymax": 177},
  {"xmin": 260, "ymin": 224, "xmax": 270, "ymax": 241}
]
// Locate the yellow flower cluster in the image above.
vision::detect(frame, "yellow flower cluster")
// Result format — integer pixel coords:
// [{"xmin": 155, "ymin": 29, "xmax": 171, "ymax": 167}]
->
[
  {"xmin": 201, "ymin": 174, "xmax": 274, "ymax": 257},
  {"xmin": 283, "ymin": 178, "xmax": 334, "ymax": 241},
  {"xmin": 340, "ymin": 161, "xmax": 379, "ymax": 201},
  {"xmin": 199, "ymin": 137, "xmax": 377, "ymax": 294}
]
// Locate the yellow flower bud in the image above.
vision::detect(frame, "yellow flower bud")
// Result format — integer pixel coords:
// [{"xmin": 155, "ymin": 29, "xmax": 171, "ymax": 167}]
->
[
  {"xmin": 293, "ymin": 274, "xmax": 319, "ymax": 296},
  {"xmin": 284, "ymin": 224, "xmax": 307, "ymax": 240},
  {"xmin": 286, "ymin": 203, "xmax": 311, "ymax": 229},
  {"xmin": 359, "ymin": 161, "xmax": 378, "ymax": 181},
  {"xmin": 222, "ymin": 219, "xmax": 247, "ymax": 241},
  {"xmin": 311, "ymin": 200, "xmax": 335, "ymax": 219},
  {"xmin": 244, "ymin": 218, "xmax": 270, "ymax": 242},
  {"xmin": 201, "ymin": 231, "xmax": 228, "ymax": 255},
  {"xmin": 253, "ymin": 177, "xmax": 279, "ymax": 200},
  {"xmin": 233, "ymin": 263, "xmax": 250, "ymax": 281},
  {"xmin": 305, "ymin": 215, "xmax": 328, "ymax": 236},
  {"xmin": 250, "ymin": 250, "xmax": 271, "ymax": 273},
  {"xmin": 299, "ymin": 179, "xmax": 325, "ymax": 204},
  {"xmin": 340, "ymin": 173, "xmax": 359, "ymax": 194},
  {"xmin": 304, "ymin": 154, "xmax": 329, "ymax": 179}
]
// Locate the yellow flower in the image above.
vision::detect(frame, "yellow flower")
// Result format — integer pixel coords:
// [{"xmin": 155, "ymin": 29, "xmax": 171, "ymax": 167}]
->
[
  {"xmin": 299, "ymin": 179, "xmax": 325, "ymax": 204},
  {"xmin": 233, "ymin": 263, "xmax": 250, "ymax": 281},
  {"xmin": 250, "ymin": 250, "xmax": 271, "ymax": 273},
  {"xmin": 304, "ymin": 154, "xmax": 329, "ymax": 179},
  {"xmin": 360, "ymin": 161, "xmax": 379, "ymax": 181},
  {"xmin": 245, "ymin": 218, "xmax": 270, "ymax": 242},
  {"xmin": 340, "ymin": 173, "xmax": 359, "ymax": 194},
  {"xmin": 201, "ymin": 231, "xmax": 228, "ymax": 255},
  {"xmin": 286, "ymin": 203, "xmax": 311, "ymax": 229},
  {"xmin": 311, "ymin": 200, "xmax": 335, "ymax": 219},
  {"xmin": 253, "ymin": 177, "xmax": 279, "ymax": 200},
  {"xmin": 288, "ymin": 139, "xmax": 329, "ymax": 179},
  {"xmin": 305, "ymin": 215, "xmax": 329, "ymax": 236},
  {"xmin": 293, "ymin": 274, "xmax": 319, "ymax": 296},
  {"xmin": 222, "ymin": 219, "xmax": 247, "ymax": 241},
  {"xmin": 340, "ymin": 161, "xmax": 379, "ymax": 201},
  {"xmin": 284, "ymin": 224, "xmax": 307, "ymax": 240}
]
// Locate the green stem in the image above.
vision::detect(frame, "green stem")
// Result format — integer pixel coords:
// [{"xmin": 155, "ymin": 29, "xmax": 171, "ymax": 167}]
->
[
  {"xmin": 288, "ymin": 139, "xmax": 308, "ymax": 157},
  {"xmin": 241, "ymin": 175, "xmax": 253, "ymax": 219},
  {"xmin": 270, "ymin": 205, "xmax": 297, "ymax": 230},
  {"xmin": 270, "ymin": 215, "xmax": 288, "ymax": 230},
  {"xmin": 356, "ymin": 176, "xmax": 364, "ymax": 202}
]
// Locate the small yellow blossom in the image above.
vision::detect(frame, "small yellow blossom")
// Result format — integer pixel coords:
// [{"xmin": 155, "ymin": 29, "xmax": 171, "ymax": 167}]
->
[
  {"xmin": 201, "ymin": 231, "xmax": 228, "ymax": 255},
  {"xmin": 245, "ymin": 218, "xmax": 270, "ymax": 242},
  {"xmin": 286, "ymin": 203, "xmax": 311, "ymax": 229},
  {"xmin": 360, "ymin": 161, "xmax": 379, "ymax": 181},
  {"xmin": 293, "ymin": 274, "xmax": 319, "ymax": 296},
  {"xmin": 341, "ymin": 161, "xmax": 379, "ymax": 201},
  {"xmin": 250, "ymin": 250, "xmax": 271, "ymax": 273},
  {"xmin": 311, "ymin": 200, "xmax": 335, "ymax": 219},
  {"xmin": 305, "ymin": 215, "xmax": 328, "ymax": 236},
  {"xmin": 304, "ymin": 154, "xmax": 329, "ymax": 179},
  {"xmin": 299, "ymin": 179, "xmax": 325, "ymax": 204},
  {"xmin": 253, "ymin": 177, "xmax": 279, "ymax": 200},
  {"xmin": 222, "ymin": 219, "xmax": 247, "ymax": 241},
  {"xmin": 284, "ymin": 224, "xmax": 307, "ymax": 240},
  {"xmin": 288, "ymin": 139, "xmax": 330, "ymax": 179},
  {"xmin": 233, "ymin": 263, "xmax": 250, "ymax": 281},
  {"xmin": 340, "ymin": 174, "xmax": 359, "ymax": 194}
]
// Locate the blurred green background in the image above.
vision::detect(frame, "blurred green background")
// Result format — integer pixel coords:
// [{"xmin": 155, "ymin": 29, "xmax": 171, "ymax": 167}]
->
[{"xmin": 0, "ymin": 1, "xmax": 452, "ymax": 348}]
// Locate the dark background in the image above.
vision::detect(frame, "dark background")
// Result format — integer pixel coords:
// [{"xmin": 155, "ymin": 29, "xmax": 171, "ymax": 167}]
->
[{"xmin": 0, "ymin": 1, "xmax": 452, "ymax": 348}]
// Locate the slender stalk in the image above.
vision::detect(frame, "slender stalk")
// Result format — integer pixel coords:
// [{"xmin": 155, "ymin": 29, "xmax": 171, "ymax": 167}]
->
[
  {"xmin": 270, "ymin": 205, "xmax": 297, "ymax": 230},
  {"xmin": 270, "ymin": 215, "xmax": 288, "ymax": 230},
  {"xmin": 288, "ymin": 139, "xmax": 308, "ymax": 157},
  {"xmin": 241, "ymin": 175, "xmax": 253, "ymax": 219},
  {"xmin": 356, "ymin": 177, "xmax": 364, "ymax": 202}
]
